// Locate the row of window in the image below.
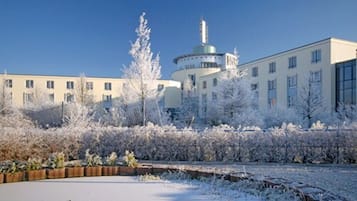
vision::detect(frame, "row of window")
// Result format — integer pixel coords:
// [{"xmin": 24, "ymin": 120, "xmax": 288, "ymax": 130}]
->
[
  {"xmin": 180, "ymin": 56, "xmax": 221, "ymax": 62},
  {"xmin": 202, "ymin": 78, "xmax": 218, "ymax": 89},
  {"xmin": 251, "ymin": 71, "xmax": 321, "ymax": 108},
  {"xmin": 4, "ymin": 80, "xmax": 113, "ymax": 91},
  {"xmin": 336, "ymin": 60, "xmax": 356, "ymax": 105},
  {"xmin": 251, "ymin": 49, "xmax": 321, "ymax": 77},
  {"xmin": 4, "ymin": 80, "xmax": 165, "ymax": 91},
  {"xmin": 23, "ymin": 92, "xmax": 113, "ymax": 105}
]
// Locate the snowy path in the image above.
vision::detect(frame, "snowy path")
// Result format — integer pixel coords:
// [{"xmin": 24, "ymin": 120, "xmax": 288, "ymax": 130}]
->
[
  {"xmin": 0, "ymin": 176, "xmax": 263, "ymax": 201},
  {"xmin": 146, "ymin": 161, "xmax": 357, "ymax": 201}
]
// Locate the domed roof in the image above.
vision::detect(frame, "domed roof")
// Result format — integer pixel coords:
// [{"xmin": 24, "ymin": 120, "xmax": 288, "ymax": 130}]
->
[{"xmin": 193, "ymin": 44, "xmax": 216, "ymax": 54}]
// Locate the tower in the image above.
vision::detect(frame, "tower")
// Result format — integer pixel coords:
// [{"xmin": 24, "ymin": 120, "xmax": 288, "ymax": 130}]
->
[{"xmin": 200, "ymin": 19, "xmax": 208, "ymax": 44}]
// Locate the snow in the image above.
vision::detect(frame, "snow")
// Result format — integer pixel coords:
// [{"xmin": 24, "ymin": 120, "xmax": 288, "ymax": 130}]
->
[
  {"xmin": 0, "ymin": 176, "xmax": 265, "ymax": 201},
  {"xmin": 147, "ymin": 162, "xmax": 356, "ymax": 201}
]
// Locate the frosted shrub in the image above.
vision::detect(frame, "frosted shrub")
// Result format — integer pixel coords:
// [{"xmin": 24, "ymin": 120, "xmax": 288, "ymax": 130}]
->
[
  {"xmin": 105, "ymin": 152, "xmax": 117, "ymax": 166},
  {"xmin": 123, "ymin": 150, "xmax": 138, "ymax": 167},
  {"xmin": 85, "ymin": 149, "xmax": 102, "ymax": 167},
  {"xmin": 27, "ymin": 157, "xmax": 43, "ymax": 170},
  {"xmin": 48, "ymin": 152, "xmax": 65, "ymax": 169},
  {"xmin": 310, "ymin": 120, "xmax": 326, "ymax": 130},
  {"xmin": 0, "ymin": 124, "xmax": 356, "ymax": 164}
]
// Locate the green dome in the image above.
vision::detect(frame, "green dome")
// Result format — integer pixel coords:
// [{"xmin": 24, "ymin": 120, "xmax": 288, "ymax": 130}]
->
[{"xmin": 193, "ymin": 44, "xmax": 216, "ymax": 54}]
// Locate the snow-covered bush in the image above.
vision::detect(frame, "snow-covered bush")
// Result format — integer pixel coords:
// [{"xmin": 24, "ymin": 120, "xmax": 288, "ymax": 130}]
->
[
  {"xmin": 206, "ymin": 69, "xmax": 263, "ymax": 128},
  {"xmin": 263, "ymin": 107, "xmax": 301, "ymax": 129},
  {"xmin": 85, "ymin": 149, "xmax": 102, "ymax": 167},
  {"xmin": 47, "ymin": 152, "xmax": 65, "ymax": 169},
  {"xmin": 123, "ymin": 150, "xmax": 138, "ymax": 167},
  {"xmin": 105, "ymin": 152, "xmax": 118, "ymax": 166},
  {"xmin": 0, "ymin": 124, "xmax": 356, "ymax": 164}
]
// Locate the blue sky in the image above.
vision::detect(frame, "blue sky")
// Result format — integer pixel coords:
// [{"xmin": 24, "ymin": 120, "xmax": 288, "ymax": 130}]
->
[{"xmin": 1, "ymin": 0, "xmax": 357, "ymax": 79}]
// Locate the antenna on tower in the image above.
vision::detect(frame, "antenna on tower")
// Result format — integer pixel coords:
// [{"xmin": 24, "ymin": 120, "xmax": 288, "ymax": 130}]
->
[{"xmin": 200, "ymin": 18, "xmax": 208, "ymax": 44}]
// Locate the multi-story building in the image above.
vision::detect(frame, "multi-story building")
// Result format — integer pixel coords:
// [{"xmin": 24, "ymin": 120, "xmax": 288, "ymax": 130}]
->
[
  {"xmin": 238, "ymin": 38, "xmax": 357, "ymax": 113},
  {"xmin": 0, "ymin": 73, "xmax": 181, "ymax": 110},
  {"xmin": 171, "ymin": 19, "xmax": 238, "ymax": 119},
  {"xmin": 171, "ymin": 20, "xmax": 357, "ymax": 120}
]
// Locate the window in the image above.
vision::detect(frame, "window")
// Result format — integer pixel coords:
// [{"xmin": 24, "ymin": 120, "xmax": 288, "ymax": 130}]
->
[
  {"xmin": 268, "ymin": 79, "xmax": 277, "ymax": 108},
  {"xmin": 287, "ymin": 75, "xmax": 297, "ymax": 107},
  {"xmin": 201, "ymin": 94, "xmax": 207, "ymax": 116},
  {"xmin": 251, "ymin": 83, "xmax": 259, "ymax": 108},
  {"xmin": 252, "ymin": 67, "xmax": 258, "ymax": 77},
  {"xmin": 104, "ymin": 82, "xmax": 112, "ymax": 90},
  {"xmin": 122, "ymin": 83, "xmax": 128, "ymax": 90},
  {"xmin": 311, "ymin": 49, "xmax": 321, "ymax": 63},
  {"xmin": 269, "ymin": 62, "xmax": 276, "ymax": 73},
  {"xmin": 202, "ymin": 81, "xmax": 207, "ymax": 89},
  {"xmin": 251, "ymin": 83, "xmax": 258, "ymax": 90},
  {"xmin": 212, "ymin": 92, "xmax": 217, "ymax": 101},
  {"xmin": 26, "ymin": 80, "xmax": 34, "ymax": 88},
  {"xmin": 201, "ymin": 62, "xmax": 218, "ymax": 68},
  {"xmin": 289, "ymin": 56, "xmax": 297, "ymax": 68},
  {"xmin": 157, "ymin": 84, "xmax": 164, "ymax": 91},
  {"xmin": 86, "ymin": 82, "xmax": 93, "ymax": 90},
  {"xmin": 103, "ymin": 94, "xmax": 112, "ymax": 102},
  {"xmin": 64, "ymin": 93, "xmax": 74, "ymax": 103},
  {"xmin": 47, "ymin": 80, "xmax": 54, "ymax": 89},
  {"xmin": 5, "ymin": 79, "xmax": 12, "ymax": 88},
  {"xmin": 66, "ymin": 81, "xmax": 74, "ymax": 89},
  {"xmin": 309, "ymin": 70, "xmax": 322, "ymax": 99},
  {"xmin": 23, "ymin": 92, "xmax": 34, "ymax": 104},
  {"xmin": 188, "ymin": 74, "xmax": 196, "ymax": 86},
  {"xmin": 213, "ymin": 78, "xmax": 218, "ymax": 87},
  {"xmin": 49, "ymin": 93, "xmax": 54, "ymax": 103},
  {"xmin": 310, "ymin": 71, "xmax": 321, "ymax": 83},
  {"xmin": 336, "ymin": 60, "xmax": 356, "ymax": 106}
]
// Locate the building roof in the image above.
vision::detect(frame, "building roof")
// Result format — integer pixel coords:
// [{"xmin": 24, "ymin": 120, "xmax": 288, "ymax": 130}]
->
[
  {"xmin": 238, "ymin": 37, "xmax": 357, "ymax": 67},
  {"xmin": 173, "ymin": 53, "xmax": 226, "ymax": 64}
]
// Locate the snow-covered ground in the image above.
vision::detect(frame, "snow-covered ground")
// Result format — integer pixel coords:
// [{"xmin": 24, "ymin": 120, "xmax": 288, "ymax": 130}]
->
[
  {"xmin": 0, "ymin": 175, "xmax": 298, "ymax": 201},
  {"xmin": 0, "ymin": 163, "xmax": 354, "ymax": 201},
  {"xmin": 147, "ymin": 162, "xmax": 357, "ymax": 201}
]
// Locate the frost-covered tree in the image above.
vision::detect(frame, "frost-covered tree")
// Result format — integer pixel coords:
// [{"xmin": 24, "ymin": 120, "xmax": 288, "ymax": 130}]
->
[
  {"xmin": 75, "ymin": 73, "xmax": 94, "ymax": 106},
  {"xmin": 0, "ymin": 72, "xmax": 13, "ymax": 115},
  {"xmin": 263, "ymin": 107, "xmax": 301, "ymax": 128},
  {"xmin": 22, "ymin": 86, "xmax": 61, "ymax": 127},
  {"xmin": 23, "ymin": 86, "xmax": 55, "ymax": 111},
  {"xmin": 63, "ymin": 102, "xmax": 96, "ymax": 131},
  {"xmin": 207, "ymin": 69, "xmax": 263, "ymax": 127},
  {"xmin": 122, "ymin": 12, "xmax": 162, "ymax": 126},
  {"xmin": 97, "ymin": 101, "xmax": 125, "ymax": 127},
  {"xmin": 336, "ymin": 103, "xmax": 357, "ymax": 125},
  {"xmin": 296, "ymin": 72, "xmax": 326, "ymax": 128},
  {"xmin": 177, "ymin": 78, "xmax": 199, "ymax": 127},
  {"xmin": 0, "ymin": 72, "xmax": 34, "ymax": 128}
]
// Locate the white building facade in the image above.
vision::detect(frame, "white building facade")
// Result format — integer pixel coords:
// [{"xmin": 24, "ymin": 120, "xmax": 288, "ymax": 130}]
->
[
  {"xmin": 171, "ymin": 20, "xmax": 357, "ymax": 120},
  {"xmin": 171, "ymin": 19, "xmax": 238, "ymax": 120},
  {"xmin": 238, "ymin": 38, "xmax": 357, "ymax": 113},
  {"xmin": 0, "ymin": 73, "xmax": 181, "ymax": 109}
]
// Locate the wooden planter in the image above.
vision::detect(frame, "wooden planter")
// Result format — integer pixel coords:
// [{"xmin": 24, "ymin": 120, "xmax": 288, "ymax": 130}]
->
[
  {"xmin": 152, "ymin": 167, "xmax": 168, "ymax": 175},
  {"xmin": 0, "ymin": 173, "xmax": 4, "ymax": 184},
  {"xmin": 47, "ymin": 168, "xmax": 65, "ymax": 179},
  {"xmin": 4, "ymin": 172, "xmax": 25, "ymax": 183},
  {"xmin": 197, "ymin": 170, "xmax": 214, "ymax": 178},
  {"xmin": 185, "ymin": 169, "xmax": 198, "ymax": 179},
  {"xmin": 84, "ymin": 166, "xmax": 102, "ymax": 177},
  {"xmin": 102, "ymin": 166, "xmax": 119, "ymax": 176},
  {"xmin": 66, "ymin": 167, "xmax": 84, "ymax": 178},
  {"xmin": 26, "ymin": 169, "xmax": 46, "ymax": 181},
  {"xmin": 136, "ymin": 166, "xmax": 153, "ymax": 175},
  {"xmin": 119, "ymin": 166, "xmax": 136, "ymax": 176}
]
